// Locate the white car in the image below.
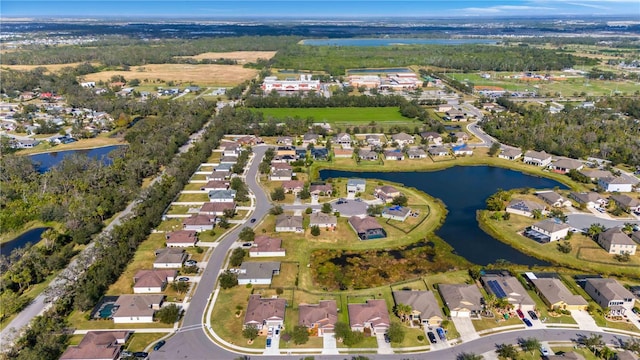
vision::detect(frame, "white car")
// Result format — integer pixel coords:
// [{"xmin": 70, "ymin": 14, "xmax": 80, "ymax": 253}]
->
[{"xmin": 540, "ymin": 347, "xmax": 551, "ymax": 356}]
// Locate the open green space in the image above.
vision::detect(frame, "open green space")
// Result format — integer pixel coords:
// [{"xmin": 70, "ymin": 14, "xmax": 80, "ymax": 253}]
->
[
  {"xmin": 251, "ymin": 107, "xmax": 419, "ymax": 127},
  {"xmin": 126, "ymin": 333, "xmax": 168, "ymax": 352}
]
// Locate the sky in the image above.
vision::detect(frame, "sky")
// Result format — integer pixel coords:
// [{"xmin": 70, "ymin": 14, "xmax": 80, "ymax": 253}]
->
[{"xmin": 2, "ymin": 0, "xmax": 639, "ymax": 18}]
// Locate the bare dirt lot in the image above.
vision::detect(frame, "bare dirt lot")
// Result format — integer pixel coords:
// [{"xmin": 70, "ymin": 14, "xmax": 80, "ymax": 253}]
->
[
  {"xmin": 177, "ymin": 51, "xmax": 277, "ymax": 63},
  {"xmin": 81, "ymin": 64, "xmax": 258, "ymax": 86}
]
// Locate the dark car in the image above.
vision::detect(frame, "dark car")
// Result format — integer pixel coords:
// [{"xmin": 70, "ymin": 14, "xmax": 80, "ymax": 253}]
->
[
  {"xmin": 527, "ymin": 310, "xmax": 538, "ymax": 320},
  {"xmin": 436, "ymin": 327, "xmax": 446, "ymax": 341},
  {"xmin": 427, "ymin": 332, "xmax": 437, "ymax": 344},
  {"xmin": 153, "ymin": 340, "xmax": 166, "ymax": 351},
  {"xmin": 133, "ymin": 352, "xmax": 148, "ymax": 359},
  {"xmin": 250, "ymin": 218, "xmax": 256, "ymax": 223},
  {"xmin": 266, "ymin": 338, "xmax": 272, "ymax": 348},
  {"xmin": 384, "ymin": 334, "xmax": 391, "ymax": 343},
  {"xmin": 523, "ymin": 318, "xmax": 533, "ymax": 327},
  {"xmin": 177, "ymin": 277, "xmax": 189, "ymax": 282},
  {"xmin": 516, "ymin": 309, "xmax": 525, "ymax": 319}
]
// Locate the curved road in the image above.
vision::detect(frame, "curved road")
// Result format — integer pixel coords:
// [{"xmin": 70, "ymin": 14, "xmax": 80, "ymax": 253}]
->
[{"xmin": 152, "ymin": 146, "xmax": 636, "ymax": 359}]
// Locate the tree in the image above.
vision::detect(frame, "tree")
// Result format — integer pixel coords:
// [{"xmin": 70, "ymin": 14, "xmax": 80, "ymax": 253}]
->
[
  {"xmin": 556, "ymin": 241, "xmax": 572, "ymax": 253},
  {"xmin": 155, "ymin": 304, "xmax": 180, "ymax": 324},
  {"xmin": 238, "ymin": 227, "xmax": 255, "ymax": 242},
  {"xmin": 495, "ymin": 343, "xmax": 519, "ymax": 359},
  {"xmin": 291, "ymin": 325, "xmax": 309, "ymax": 345},
  {"xmin": 271, "ymin": 187, "xmax": 285, "ymax": 201},
  {"xmin": 223, "ymin": 208, "xmax": 236, "ymax": 219},
  {"xmin": 171, "ymin": 281, "xmax": 189, "ymax": 294},
  {"xmin": 391, "ymin": 195, "xmax": 408, "ymax": 207},
  {"xmin": 488, "ymin": 142, "xmax": 501, "ymax": 157},
  {"xmin": 218, "ymin": 217, "xmax": 230, "ymax": 229},
  {"xmin": 367, "ymin": 204, "xmax": 384, "ymax": 216},
  {"xmin": 587, "ymin": 223, "xmax": 605, "ymax": 239},
  {"xmin": 519, "ymin": 337, "xmax": 540, "ymax": 354},
  {"xmin": 580, "ymin": 334, "xmax": 604, "ymax": 353},
  {"xmin": 387, "ymin": 322, "xmax": 405, "ymax": 343},
  {"xmin": 457, "ymin": 353, "xmax": 483, "ymax": 360},
  {"xmin": 270, "ymin": 205, "xmax": 284, "ymax": 215},
  {"xmin": 321, "ymin": 202, "xmax": 333, "ymax": 214},
  {"xmin": 242, "ymin": 325, "xmax": 259, "ymax": 341},
  {"xmin": 299, "ymin": 187, "xmax": 311, "ymax": 200},
  {"xmin": 219, "ymin": 271, "xmax": 238, "ymax": 289},
  {"xmin": 394, "ymin": 303, "xmax": 412, "ymax": 323},
  {"xmin": 310, "ymin": 225, "xmax": 321, "ymax": 237},
  {"xmin": 229, "ymin": 248, "xmax": 246, "ymax": 267},
  {"xmin": 531, "ymin": 209, "xmax": 543, "ymax": 219}
]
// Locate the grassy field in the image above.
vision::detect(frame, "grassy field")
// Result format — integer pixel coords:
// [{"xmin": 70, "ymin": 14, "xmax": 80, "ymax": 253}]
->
[
  {"xmin": 15, "ymin": 135, "xmax": 126, "ymax": 155},
  {"xmin": 251, "ymin": 107, "xmax": 420, "ymax": 127},
  {"xmin": 1, "ymin": 62, "xmax": 96, "ymax": 73},
  {"xmin": 478, "ymin": 210, "xmax": 640, "ymax": 279},
  {"xmin": 176, "ymin": 51, "xmax": 277, "ymax": 63},
  {"xmin": 126, "ymin": 333, "xmax": 167, "ymax": 352},
  {"xmin": 81, "ymin": 64, "xmax": 258, "ymax": 86}
]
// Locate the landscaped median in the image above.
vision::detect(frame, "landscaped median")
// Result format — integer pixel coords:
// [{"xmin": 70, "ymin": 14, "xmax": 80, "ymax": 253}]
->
[{"xmin": 477, "ymin": 210, "xmax": 640, "ymax": 278}]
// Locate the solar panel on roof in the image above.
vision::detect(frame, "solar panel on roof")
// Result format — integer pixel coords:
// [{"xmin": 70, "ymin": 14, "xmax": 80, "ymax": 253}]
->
[{"xmin": 488, "ymin": 280, "xmax": 507, "ymax": 298}]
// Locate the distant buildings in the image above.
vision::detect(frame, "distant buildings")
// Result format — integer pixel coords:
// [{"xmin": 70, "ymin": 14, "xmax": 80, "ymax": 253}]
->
[{"xmin": 261, "ymin": 74, "xmax": 320, "ymax": 92}]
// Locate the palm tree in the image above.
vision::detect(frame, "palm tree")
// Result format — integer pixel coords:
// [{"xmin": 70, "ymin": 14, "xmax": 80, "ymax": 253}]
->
[
  {"xmin": 457, "ymin": 353, "xmax": 483, "ymax": 360},
  {"xmin": 519, "ymin": 337, "xmax": 540, "ymax": 354},
  {"xmin": 531, "ymin": 209, "xmax": 543, "ymax": 219},
  {"xmin": 394, "ymin": 303, "xmax": 412, "ymax": 323}
]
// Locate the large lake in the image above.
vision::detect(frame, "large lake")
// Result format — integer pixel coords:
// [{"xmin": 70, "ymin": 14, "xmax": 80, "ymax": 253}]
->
[
  {"xmin": 320, "ymin": 166, "xmax": 567, "ymax": 266},
  {"xmin": 1, "ymin": 227, "xmax": 49, "ymax": 255},
  {"xmin": 29, "ymin": 145, "xmax": 124, "ymax": 172},
  {"xmin": 302, "ymin": 38, "xmax": 497, "ymax": 46}
]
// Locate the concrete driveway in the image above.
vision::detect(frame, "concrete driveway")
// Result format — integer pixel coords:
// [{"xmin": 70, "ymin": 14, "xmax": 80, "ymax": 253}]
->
[
  {"xmin": 322, "ymin": 333, "xmax": 339, "ymax": 355},
  {"xmin": 570, "ymin": 310, "xmax": 601, "ymax": 331},
  {"xmin": 376, "ymin": 333, "xmax": 393, "ymax": 354},
  {"xmin": 425, "ymin": 327, "xmax": 449, "ymax": 350},
  {"xmin": 451, "ymin": 316, "xmax": 480, "ymax": 341}
]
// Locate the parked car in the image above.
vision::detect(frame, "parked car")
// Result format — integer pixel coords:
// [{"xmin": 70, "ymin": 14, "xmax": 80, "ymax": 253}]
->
[
  {"xmin": 153, "ymin": 340, "xmax": 166, "ymax": 351},
  {"xmin": 133, "ymin": 352, "xmax": 148, "ymax": 359},
  {"xmin": 250, "ymin": 218, "xmax": 256, "ymax": 223},
  {"xmin": 527, "ymin": 310, "xmax": 538, "ymax": 320},
  {"xmin": 268, "ymin": 326, "xmax": 274, "ymax": 336},
  {"xmin": 177, "ymin": 277, "xmax": 190, "ymax": 282},
  {"xmin": 185, "ymin": 260, "xmax": 197, "ymax": 267},
  {"xmin": 427, "ymin": 332, "xmax": 437, "ymax": 344},
  {"xmin": 436, "ymin": 327, "xmax": 446, "ymax": 341},
  {"xmin": 540, "ymin": 346, "xmax": 551, "ymax": 356},
  {"xmin": 241, "ymin": 242, "xmax": 253, "ymax": 248},
  {"xmin": 516, "ymin": 309, "xmax": 525, "ymax": 319},
  {"xmin": 275, "ymin": 329, "xmax": 280, "ymax": 336},
  {"xmin": 523, "ymin": 318, "xmax": 533, "ymax": 327},
  {"xmin": 266, "ymin": 338, "xmax": 272, "ymax": 348},
  {"xmin": 384, "ymin": 334, "xmax": 391, "ymax": 343}
]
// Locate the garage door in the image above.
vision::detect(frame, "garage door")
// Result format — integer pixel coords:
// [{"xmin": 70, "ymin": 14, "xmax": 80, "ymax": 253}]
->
[{"xmin": 451, "ymin": 310, "xmax": 470, "ymax": 317}]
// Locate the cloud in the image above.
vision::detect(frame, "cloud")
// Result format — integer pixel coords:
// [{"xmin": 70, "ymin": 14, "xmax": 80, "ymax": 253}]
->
[
  {"xmin": 459, "ymin": 5, "xmax": 555, "ymax": 13},
  {"xmin": 564, "ymin": 2, "xmax": 609, "ymax": 9}
]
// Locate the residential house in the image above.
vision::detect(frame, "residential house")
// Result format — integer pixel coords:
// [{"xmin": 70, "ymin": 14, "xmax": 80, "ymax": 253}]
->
[
  {"xmin": 271, "ymin": 162, "xmax": 292, "ymax": 172},
  {"xmin": 598, "ymin": 175, "xmax": 636, "ymax": 193},
  {"xmin": 270, "ymin": 169, "xmax": 293, "ymax": 181},
  {"xmin": 616, "ymin": 351, "xmax": 639, "ymax": 360},
  {"xmin": 454, "ymin": 132, "xmax": 469, "ymax": 143},
  {"xmin": 536, "ymin": 191, "xmax": 572, "ymax": 207},
  {"xmin": 348, "ymin": 299, "xmax": 390, "ymax": 335},
  {"xmin": 272, "ymin": 154, "xmax": 296, "ymax": 163},
  {"xmin": 527, "ymin": 219, "xmax": 571, "ymax": 242},
  {"xmin": 275, "ymin": 214, "xmax": 304, "ymax": 233},
  {"xmin": 390, "ymin": 132, "xmax": 415, "ymax": 146},
  {"xmin": 182, "ymin": 214, "xmax": 216, "ymax": 232},
  {"xmin": 597, "ymin": 227, "xmax": 637, "ymax": 255},
  {"xmin": 132, "ymin": 269, "xmax": 177, "ymax": 293},
  {"xmin": 569, "ymin": 192, "xmax": 606, "ymax": 209},
  {"xmin": 303, "ymin": 132, "xmax": 320, "ymax": 145},
  {"xmin": 311, "ymin": 147, "xmax": 329, "ymax": 160},
  {"xmin": 506, "ymin": 199, "xmax": 546, "ymax": 217},
  {"xmin": 60, "ymin": 331, "xmax": 131, "ymax": 360},
  {"xmin": 452, "ymin": 144, "xmax": 473, "ymax": 156},
  {"xmin": 365, "ymin": 134, "xmax": 383, "ymax": 146},
  {"xmin": 219, "ymin": 156, "xmax": 238, "ymax": 165},
  {"xmin": 237, "ymin": 262, "xmax": 281, "ymax": 285},
  {"xmin": 208, "ymin": 189, "xmax": 236, "ymax": 203},
  {"xmin": 392, "ymin": 291, "xmax": 444, "ymax": 326},
  {"xmin": 236, "ymin": 135, "xmax": 261, "ymax": 146},
  {"xmin": 428, "ymin": 146, "xmax": 450, "ymax": 157},
  {"xmin": 295, "ymin": 148, "xmax": 308, "ymax": 159},
  {"xmin": 347, "ymin": 179, "xmax": 367, "ymax": 194},
  {"xmin": 446, "ymin": 108, "xmax": 467, "ymax": 121},
  {"xmin": 199, "ymin": 202, "xmax": 236, "ymax": 217},
  {"xmin": 309, "ymin": 212, "xmax": 337, "ymax": 229},
  {"xmin": 333, "ymin": 148, "xmax": 353, "ymax": 158},
  {"xmin": 276, "ymin": 136, "xmax": 294, "ymax": 146},
  {"xmin": 584, "ymin": 278, "xmax": 635, "ymax": 316},
  {"xmin": 551, "ymin": 158, "xmax": 584, "ymax": 174},
  {"xmin": 309, "ymin": 184, "xmax": 332, "ymax": 196},
  {"xmin": 299, "ymin": 300, "xmax": 338, "ymax": 337},
  {"xmin": 153, "ymin": 248, "xmax": 186, "ymax": 268},
  {"xmin": 382, "ymin": 206, "xmax": 411, "ymax": 222},
  {"xmin": 199, "ymin": 180, "xmax": 229, "ymax": 192},
  {"xmin": 481, "ymin": 274, "xmax": 536, "ymax": 311},
  {"xmin": 524, "ymin": 150, "xmax": 553, "ymax": 167},
  {"xmin": 249, "ymin": 235, "xmax": 285, "ymax": 257},
  {"xmin": 610, "ymin": 194, "xmax": 640, "ymax": 213},
  {"xmin": 112, "ymin": 294, "xmax": 164, "ymax": 324},
  {"xmin": 438, "ymin": 284, "xmax": 483, "ymax": 317},
  {"xmin": 374, "ymin": 185, "xmax": 401, "ymax": 203},
  {"xmin": 333, "ymin": 133, "xmax": 352, "ymax": 148},
  {"xmin": 498, "ymin": 147, "xmax": 523, "ymax": 160},
  {"xmin": 358, "ymin": 149, "xmax": 379, "ymax": 161},
  {"xmin": 282, "ymin": 180, "xmax": 304, "ymax": 194},
  {"xmin": 348, "ymin": 216, "xmax": 387, "ymax": 240},
  {"xmin": 631, "ymin": 231, "xmax": 640, "ymax": 245},
  {"xmin": 213, "ymin": 163, "xmax": 234, "ymax": 173},
  {"xmin": 16, "ymin": 139, "xmax": 40, "ymax": 149},
  {"xmin": 276, "ymin": 146, "xmax": 296, "ymax": 156},
  {"xmin": 206, "ymin": 170, "xmax": 230, "ymax": 181},
  {"xmin": 437, "ymin": 104, "xmax": 453, "ymax": 112},
  {"xmin": 222, "ymin": 145, "xmax": 241, "ymax": 158},
  {"xmin": 244, "ymin": 294, "xmax": 286, "ymax": 331},
  {"xmin": 407, "ymin": 148, "xmax": 427, "ymax": 159},
  {"xmin": 384, "ymin": 149, "xmax": 404, "ymax": 161},
  {"xmin": 420, "ymin": 132, "xmax": 442, "ymax": 145},
  {"xmin": 165, "ymin": 230, "xmax": 198, "ymax": 247},
  {"xmin": 579, "ymin": 169, "xmax": 613, "ymax": 182},
  {"xmin": 530, "ymin": 278, "xmax": 588, "ymax": 311}
]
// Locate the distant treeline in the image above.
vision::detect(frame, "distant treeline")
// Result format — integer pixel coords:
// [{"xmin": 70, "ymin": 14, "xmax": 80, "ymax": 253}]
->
[
  {"xmin": 0, "ymin": 36, "xmax": 299, "ymax": 66},
  {"xmin": 272, "ymin": 44, "xmax": 599, "ymax": 75}
]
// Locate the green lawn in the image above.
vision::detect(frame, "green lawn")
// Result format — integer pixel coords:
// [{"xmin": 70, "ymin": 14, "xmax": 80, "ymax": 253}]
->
[
  {"xmin": 126, "ymin": 333, "xmax": 168, "ymax": 352},
  {"xmin": 473, "ymin": 316, "xmax": 524, "ymax": 332},
  {"xmin": 251, "ymin": 107, "xmax": 419, "ymax": 126}
]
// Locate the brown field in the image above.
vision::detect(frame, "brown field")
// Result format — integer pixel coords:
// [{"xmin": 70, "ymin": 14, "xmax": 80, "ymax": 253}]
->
[
  {"xmin": 0, "ymin": 62, "xmax": 94, "ymax": 73},
  {"xmin": 177, "ymin": 51, "xmax": 277, "ymax": 63},
  {"xmin": 81, "ymin": 64, "xmax": 258, "ymax": 86}
]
